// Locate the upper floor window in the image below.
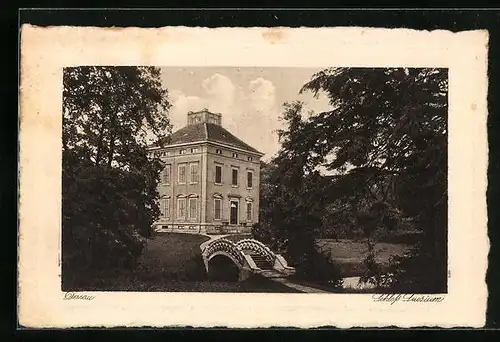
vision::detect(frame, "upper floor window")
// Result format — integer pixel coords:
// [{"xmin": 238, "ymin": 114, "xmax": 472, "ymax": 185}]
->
[
  {"xmin": 232, "ymin": 153, "xmax": 238, "ymax": 158},
  {"xmin": 162, "ymin": 164, "xmax": 172, "ymax": 184},
  {"xmin": 247, "ymin": 170, "xmax": 253, "ymax": 189},
  {"xmin": 178, "ymin": 164, "xmax": 187, "ymax": 184},
  {"xmin": 190, "ymin": 163, "xmax": 199, "ymax": 184},
  {"xmin": 215, "ymin": 165, "xmax": 222, "ymax": 184},
  {"xmin": 216, "ymin": 149, "xmax": 223, "ymax": 155},
  {"xmin": 179, "ymin": 149, "xmax": 187, "ymax": 155},
  {"xmin": 247, "ymin": 156, "xmax": 253, "ymax": 161},
  {"xmin": 191, "ymin": 147, "xmax": 199, "ymax": 153},
  {"xmin": 231, "ymin": 168, "xmax": 239, "ymax": 186}
]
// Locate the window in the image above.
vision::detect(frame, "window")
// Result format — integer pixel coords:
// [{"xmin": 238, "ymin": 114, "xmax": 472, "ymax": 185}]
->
[
  {"xmin": 230, "ymin": 200, "xmax": 239, "ymax": 225},
  {"xmin": 246, "ymin": 202, "xmax": 253, "ymax": 221},
  {"xmin": 214, "ymin": 198, "xmax": 222, "ymax": 220},
  {"xmin": 179, "ymin": 149, "xmax": 187, "ymax": 155},
  {"xmin": 216, "ymin": 149, "xmax": 222, "ymax": 155},
  {"xmin": 232, "ymin": 153, "xmax": 238, "ymax": 158},
  {"xmin": 178, "ymin": 164, "xmax": 186, "ymax": 184},
  {"xmin": 190, "ymin": 163, "xmax": 199, "ymax": 183},
  {"xmin": 247, "ymin": 156, "xmax": 253, "ymax": 161},
  {"xmin": 191, "ymin": 148, "xmax": 199, "ymax": 153},
  {"xmin": 247, "ymin": 171, "xmax": 253, "ymax": 188},
  {"xmin": 215, "ymin": 165, "xmax": 222, "ymax": 184},
  {"xmin": 177, "ymin": 198, "xmax": 186, "ymax": 220},
  {"xmin": 162, "ymin": 198, "xmax": 170, "ymax": 218},
  {"xmin": 162, "ymin": 164, "xmax": 171, "ymax": 184},
  {"xmin": 231, "ymin": 168, "xmax": 238, "ymax": 186},
  {"xmin": 189, "ymin": 198, "xmax": 197, "ymax": 220}
]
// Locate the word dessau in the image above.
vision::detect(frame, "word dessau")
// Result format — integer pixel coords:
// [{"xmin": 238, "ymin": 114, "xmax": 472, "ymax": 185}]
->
[{"xmin": 63, "ymin": 292, "xmax": 95, "ymax": 301}]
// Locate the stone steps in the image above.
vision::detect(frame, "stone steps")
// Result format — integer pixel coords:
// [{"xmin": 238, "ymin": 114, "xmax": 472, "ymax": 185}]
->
[{"xmin": 248, "ymin": 253, "xmax": 274, "ymax": 270}]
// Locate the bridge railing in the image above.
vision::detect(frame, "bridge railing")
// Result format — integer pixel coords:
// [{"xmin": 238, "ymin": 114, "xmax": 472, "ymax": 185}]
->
[
  {"xmin": 201, "ymin": 237, "xmax": 295, "ymax": 276},
  {"xmin": 236, "ymin": 239, "xmax": 276, "ymax": 264},
  {"xmin": 202, "ymin": 238, "xmax": 244, "ymax": 266}
]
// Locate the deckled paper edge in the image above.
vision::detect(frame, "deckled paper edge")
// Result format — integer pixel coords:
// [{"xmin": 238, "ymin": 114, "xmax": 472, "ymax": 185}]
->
[{"xmin": 18, "ymin": 25, "xmax": 489, "ymax": 328}]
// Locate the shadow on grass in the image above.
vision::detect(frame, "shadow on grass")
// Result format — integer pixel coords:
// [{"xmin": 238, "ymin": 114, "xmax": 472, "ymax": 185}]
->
[
  {"xmin": 62, "ymin": 239, "xmax": 300, "ymax": 293},
  {"xmin": 63, "ymin": 267, "xmax": 301, "ymax": 293}
]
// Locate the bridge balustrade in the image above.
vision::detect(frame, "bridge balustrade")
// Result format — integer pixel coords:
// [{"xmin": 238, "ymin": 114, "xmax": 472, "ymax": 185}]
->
[
  {"xmin": 202, "ymin": 238, "xmax": 244, "ymax": 266},
  {"xmin": 236, "ymin": 239, "xmax": 276, "ymax": 263}
]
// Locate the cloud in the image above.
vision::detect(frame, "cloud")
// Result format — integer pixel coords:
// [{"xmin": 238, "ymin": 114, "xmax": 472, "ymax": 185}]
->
[
  {"xmin": 298, "ymin": 90, "xmax": 331, "ymax": 118},
  {"xmin": 246, "ymin": 77, "xmax": 277, "ymax": 112},
  {"xmin": 232, "ymin": 77, "xmax": 280, "ymax": 159},
  {"xmin": 201, "ymin": 73, "xmax": 236, "ymax": 112},
  {"xmin": 169, "ymin": 91, "xmax": 209, "ymax": 128}
]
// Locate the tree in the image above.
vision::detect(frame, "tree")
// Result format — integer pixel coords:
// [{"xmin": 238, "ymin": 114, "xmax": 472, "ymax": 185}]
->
[
  {"xmin": 252, "ymin": 102, "xmax": 343, "ymax": 287},
  {"xmin": 291, "ymin": 67, "xmax": 448, "ymax": 292},
  {"xmin": 63, "ymin": 66, "xmax": 171, "ymax": 167},
  {"xmin": 62, "ymin": 66, "xmax": 171, "ymax": 285}
]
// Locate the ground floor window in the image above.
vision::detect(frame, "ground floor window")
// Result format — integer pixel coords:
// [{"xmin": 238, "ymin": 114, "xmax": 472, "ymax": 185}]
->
[
  {"xmin": 162, "ymin": 198, "xmax": 170, "ymax": 218},
  {"xmin": 230, "ymin": 200, "xmax": 239, "ymax": 225},
  {"xmin": 246, "ymin": 201, "xmax": 253, "ymax": 221},
  {"xmin": 214, "ymin": 198, "xmax": 222, "ymax": 220},
  {"xmin": 189, "ymin": 197, "xmax": 198, "ymax": 220},
  {"xmin": 177, "ymin": 198, "xmax": 186, "ymax": 220}
]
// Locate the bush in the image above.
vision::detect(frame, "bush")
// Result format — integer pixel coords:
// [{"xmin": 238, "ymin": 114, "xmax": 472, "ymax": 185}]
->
[
  {"xmin": 62, "ymin": 162, "xmax": 158, "ymax": 288},
  {"xmin": 382, "ymin": 243, "xmax": 446, "ymax": 293},
  {"xmin": 359, "ymin": 240, "xmax": 396, "ymax": 289},
  {"xmin": 62, "ymin": 222, "xmax": 147, "ymax": 282},
  {"xmin": 251, "ymin": 221, "xmax": 287, "ymax": 254},
  {"xmin": 294, "ymin": 248, "xmax": 343, "ymax": 288}
]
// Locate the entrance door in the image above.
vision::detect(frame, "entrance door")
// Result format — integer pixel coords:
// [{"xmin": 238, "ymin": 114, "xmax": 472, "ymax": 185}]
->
[{"xmin": 230, "ymin": 201, "xmax": 239, "ymax": 225}]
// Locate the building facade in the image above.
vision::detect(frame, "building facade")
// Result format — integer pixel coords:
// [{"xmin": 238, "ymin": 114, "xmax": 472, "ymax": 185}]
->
[{"xmin": 149, "ymin": 109, "xmax": 264, "ymax": 234}]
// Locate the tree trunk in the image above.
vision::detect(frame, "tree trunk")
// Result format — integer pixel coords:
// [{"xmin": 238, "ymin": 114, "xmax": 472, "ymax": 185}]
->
[{"xmin": 107, "ymin": 134, "xmax": 115, "ymax": 168}]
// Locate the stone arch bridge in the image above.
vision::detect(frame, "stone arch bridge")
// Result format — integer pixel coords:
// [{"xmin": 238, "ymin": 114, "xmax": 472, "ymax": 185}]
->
[{"xmin": 200, "ymin": 238, "xmax": 295, "ymax": 281}]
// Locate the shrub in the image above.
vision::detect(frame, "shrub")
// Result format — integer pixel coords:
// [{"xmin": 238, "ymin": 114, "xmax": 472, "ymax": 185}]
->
[
  {"xmin": 294, "ymin": 247, "xmax": 343, "ymax": 288},
  {"xmin": 359, "ymin": 240, "xmax": 396, "ymax": 289},
  {"xmin": 251, "ymin": 221, "xmax": 287, "ymax": 254}
]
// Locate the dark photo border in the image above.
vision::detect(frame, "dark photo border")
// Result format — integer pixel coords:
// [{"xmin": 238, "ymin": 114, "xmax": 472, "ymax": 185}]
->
[{"xmin": 11, "ymin": 7, "xmax": 500, "ymax": 338}]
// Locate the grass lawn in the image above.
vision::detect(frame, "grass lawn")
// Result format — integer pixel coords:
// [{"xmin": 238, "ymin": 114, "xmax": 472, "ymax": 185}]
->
[
  {"xmin": 138, "ymin": 232, "xmax": 210, "ymax": 275},
  {"xmin": 64, "ymin": 232, "xmax": 413, "ymax": 292},
  {"xmin": 65, "ymin": 232, "xmax": 299, "ymax": 293},
  {"xmin": 217, "ymin": 233, "xmax": 411, "ymax": 278},
  {"xmin": 221, "ymin": 234, "xmax": 411, "ymax": 277},
  {"xmin": 317, "ymin": 239, "xmax": 413, "ymax": 277}
]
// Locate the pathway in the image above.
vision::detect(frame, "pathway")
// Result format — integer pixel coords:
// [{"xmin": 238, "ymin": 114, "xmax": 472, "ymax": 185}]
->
[{"xmin": 258, "ymin": 270, "xmax": 331, "ymax": 293}]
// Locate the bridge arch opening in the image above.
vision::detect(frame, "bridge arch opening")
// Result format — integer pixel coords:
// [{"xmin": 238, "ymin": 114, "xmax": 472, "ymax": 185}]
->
[{"xmin": 207, "ymin": 254, "xmax": 240, "ymax": 282}]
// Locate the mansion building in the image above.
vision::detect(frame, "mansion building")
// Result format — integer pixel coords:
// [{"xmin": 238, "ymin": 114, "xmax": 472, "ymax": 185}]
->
[{"xmin": 148, "ymin": 109, "xmax": 264, "ymax": 235}]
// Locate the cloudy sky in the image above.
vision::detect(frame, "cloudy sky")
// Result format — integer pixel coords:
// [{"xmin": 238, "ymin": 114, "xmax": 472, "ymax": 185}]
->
[{"xmin": 161, "ymin": 67, "xmax": 331, "ymax": 161}]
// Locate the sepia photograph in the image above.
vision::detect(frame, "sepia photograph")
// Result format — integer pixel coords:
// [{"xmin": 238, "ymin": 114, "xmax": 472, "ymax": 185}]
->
[
  {"xmin": 61, "ymin": 66, "xmax": 448, "ymax": 294},
  {"xmin": 18, "ymin": 25, "xmax": 488, "ymax": 328}
]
